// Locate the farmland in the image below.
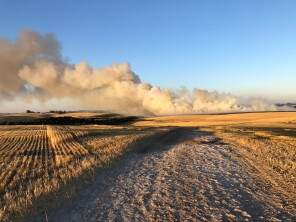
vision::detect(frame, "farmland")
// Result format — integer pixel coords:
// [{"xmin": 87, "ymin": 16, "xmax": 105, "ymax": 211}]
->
[
  {"xmin": 0, "ymin": 123, "xmax": 159, "ymax": 221},
  {"xmin": 136, "ymin": 112, "xmax": 296, "ymax": 211},
  {"xmin": 0, "ymin": 111, "xmax": 295, "ymax": 221}
]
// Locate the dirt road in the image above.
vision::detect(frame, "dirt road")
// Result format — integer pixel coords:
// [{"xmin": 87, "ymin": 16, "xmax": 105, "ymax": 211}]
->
[{"xmin": 43, "ymin": 128, "xmax": 295, "ymax": 222}]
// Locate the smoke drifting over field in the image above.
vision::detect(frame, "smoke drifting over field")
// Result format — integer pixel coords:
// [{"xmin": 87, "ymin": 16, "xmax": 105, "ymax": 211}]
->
[{"xmin": 0, "ymin": 30, "xmax": 280, "ymax": 115}]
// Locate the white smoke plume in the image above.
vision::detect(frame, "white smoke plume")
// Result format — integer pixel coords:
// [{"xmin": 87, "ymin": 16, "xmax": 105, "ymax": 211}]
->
[{"xmin": 0, "ymin": 30, "xmax": 280, "ymax": 115}]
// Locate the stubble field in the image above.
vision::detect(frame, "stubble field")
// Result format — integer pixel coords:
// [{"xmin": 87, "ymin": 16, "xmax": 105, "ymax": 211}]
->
[
  {"xmin": 0, "ymin": 122, "xmax": 159, "ymax": 221},
  {"xmin": 0, "ymin": 111, "xmax": 295, "ymax": 221}
]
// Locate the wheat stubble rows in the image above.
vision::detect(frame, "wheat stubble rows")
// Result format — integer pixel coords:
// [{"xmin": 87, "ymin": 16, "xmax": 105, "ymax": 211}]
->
[
  {"xmin": 0, "ymin": 119, "xmax": 295, "ymax": 221},
  {"xmin": 0, "ymin": 125, "xmax": 152, "ymax": 221}
]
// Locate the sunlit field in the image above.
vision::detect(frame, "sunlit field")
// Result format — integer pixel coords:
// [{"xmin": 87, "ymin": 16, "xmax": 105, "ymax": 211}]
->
[
  {"xmin": 0, "ymin": 122, "xmax": 159, "ymax": 221},
  {"xmin": 0, "ymin": 111, "xmax": 295, "ymax": 221},
  {"xmin": 207, "ymin": 125, "xmax": 296, "ymax": 201},
  {"xmin": 137, "ymin": 111, "xmax": 296, "ymax": 212}
]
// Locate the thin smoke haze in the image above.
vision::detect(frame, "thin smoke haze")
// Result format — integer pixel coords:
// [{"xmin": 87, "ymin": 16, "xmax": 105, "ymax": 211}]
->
[{"xmin": 0, "ymin": 30, "xmax": 284, "ymax": 115}]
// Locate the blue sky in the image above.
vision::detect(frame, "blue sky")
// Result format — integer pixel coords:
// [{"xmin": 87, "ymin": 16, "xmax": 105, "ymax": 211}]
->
[{"xmin": 1, "ymin": 0, "xmax": 295, "ymax": 101}]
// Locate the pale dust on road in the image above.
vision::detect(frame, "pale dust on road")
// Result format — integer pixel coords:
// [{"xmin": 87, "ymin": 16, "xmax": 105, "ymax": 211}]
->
[{"xmin": 46, "ymin": 129, "xmax": 295, "ymax": 222}]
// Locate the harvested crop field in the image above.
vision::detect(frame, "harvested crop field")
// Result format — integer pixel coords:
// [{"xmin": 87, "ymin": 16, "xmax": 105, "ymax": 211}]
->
[
  {"xmin": 0, "ymin": 124, "xmax": 160, "ymax": 221},
  {"xmin": 0, "ymin": 111, "xmax": 295, "ymax": 221}
]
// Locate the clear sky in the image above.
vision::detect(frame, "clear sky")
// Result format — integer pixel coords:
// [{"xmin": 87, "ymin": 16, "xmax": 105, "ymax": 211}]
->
[{"xmin": 1, "ymin": 0, "xmax": 295, "ymax": 101}]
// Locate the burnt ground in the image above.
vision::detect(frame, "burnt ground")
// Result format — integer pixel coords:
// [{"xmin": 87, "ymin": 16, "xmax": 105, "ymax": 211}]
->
[{"xmin": 0, "ymin": 114, "xmax": 139, "ymax": 125}]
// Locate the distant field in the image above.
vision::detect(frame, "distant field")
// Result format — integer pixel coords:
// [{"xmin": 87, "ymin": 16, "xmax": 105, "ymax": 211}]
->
[
  {"xmin": 0, "ymin": 111, "xmax": 295, "ymax": 221},
  {"xmin": 135, "ymin": 111, "xmax": 296, "ymax": 128}
]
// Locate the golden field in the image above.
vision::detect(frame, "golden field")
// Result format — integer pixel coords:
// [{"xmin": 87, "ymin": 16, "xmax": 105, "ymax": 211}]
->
[
  {"xmin": 0, "ymin": 111, "xmax": 295, "ymax": 221},
  {"xmin": 135, "ymin": 111, "xmax": 296, "ymax": 128},
  {"xmin": 137, "ymin": 111, "xmax": 296, "ymax": 211},
  {"xmin": 0, "ymin": 123, "xmax": 160, "ymax": 221}
]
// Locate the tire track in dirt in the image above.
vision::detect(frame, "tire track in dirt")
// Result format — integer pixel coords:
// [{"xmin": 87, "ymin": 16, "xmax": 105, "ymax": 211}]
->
[{"xmin": 45, "ymin": 128, "xmax": 295, "ymax": 222}]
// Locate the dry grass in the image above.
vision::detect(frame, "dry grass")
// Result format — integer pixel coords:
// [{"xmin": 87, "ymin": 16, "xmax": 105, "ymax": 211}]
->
[
  {"xmin": 137, "ymin": 111, "xmax": 296, "ymax": 207},
  {"xmin": 0, "ymin": 124, "xmax": 155, "ymax": 221},
  {"xmin": 1, "ymin": 111, "xmax": 295, "ymax": 220},
  {"xmin": 135, "ymin": 111, "xmax": 296, "ymax": 127},
  {"xmin": 206, "ymin": 126, "xmax": 296, "ymax": 202}
]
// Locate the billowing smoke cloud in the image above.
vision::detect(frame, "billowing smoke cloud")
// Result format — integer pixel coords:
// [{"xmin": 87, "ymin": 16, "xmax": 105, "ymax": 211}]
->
[{"xmin": 0, "ymin": 30, "xmax": 282, "ymax": 115}]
